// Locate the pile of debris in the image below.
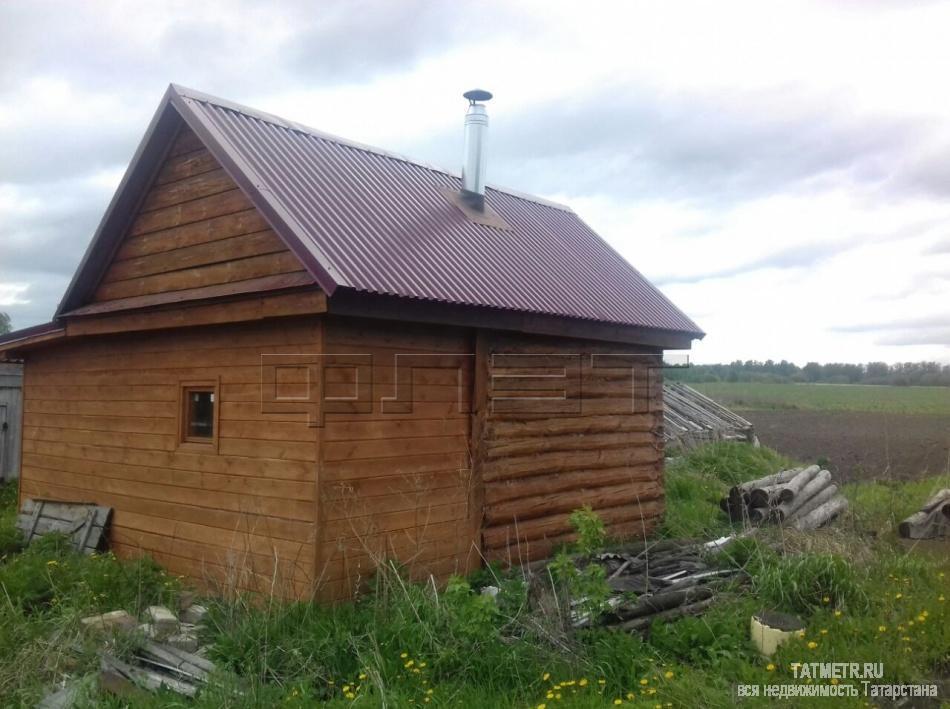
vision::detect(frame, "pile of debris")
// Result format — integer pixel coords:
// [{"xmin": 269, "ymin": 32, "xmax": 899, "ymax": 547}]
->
[
  {"xmin": 899, "ymin": 489, "xmax": 950, "ymax": 539},
  {"xmin": 544, "ymin": 540, "xmax": 747, "ymax": 633},
  {"xmin": 720, "ymin": 465, "xmax": 849, "ymax": 531},
  {"xmin": 40, "ymin": 597, "xmax": 214, "ymax": 707}
]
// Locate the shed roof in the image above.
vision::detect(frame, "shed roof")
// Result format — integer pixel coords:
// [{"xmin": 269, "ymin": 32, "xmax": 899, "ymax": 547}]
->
[{"xmin": 56, "ymin": 85, "xmax": 702, "ymax": 339}]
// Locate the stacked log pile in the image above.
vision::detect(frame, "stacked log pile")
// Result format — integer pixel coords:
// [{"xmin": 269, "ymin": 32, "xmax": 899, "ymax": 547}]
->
[
  {"xmin": 898, "ymin": 489, "xmax": 950, "ymax": 539},
  {"xmin": 720, "ymin": 465, "xmax": 849, "ymax": 531},
  {"xmin": 566, "ymin": 540, "xmax": 745, "ymax": 632}
]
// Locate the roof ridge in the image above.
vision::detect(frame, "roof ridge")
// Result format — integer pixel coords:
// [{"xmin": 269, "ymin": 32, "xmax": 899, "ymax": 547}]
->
[{"xmin": 170, "ymin": 84, "xmax": 574, "ymax": 213}]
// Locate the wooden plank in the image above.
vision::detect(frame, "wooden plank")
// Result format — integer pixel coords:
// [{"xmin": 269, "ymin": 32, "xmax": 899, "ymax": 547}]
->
[
  {"xmin": 94, "ymin": 251, "xmax": 305, "ymax": 301},
  {"xmin": 129, "ymin": 189, "xmax": 254, "ymax": 238},
  {"xmin": 139, "ymin": 168, "xmax": 236, "ymax": 213},
  {"xmin": 104, "ymin": 230, "xmax": 287, "ymax": 282},
  {"xmin": 22, "ymin": 438, "xmax": 316, "ymax": 482},
  {"xmin": 116, "ymin": 209, "xmax": 270, "ymax": 260},
  {"xmin": 155, "ymin": 148, "xmax": 219, "ymax": 186},
  {"xmin": 23, "ymin": 451, "xmax": 314, "ymax": 501},
  {"xmin": 22, "ymin": 465, "xmax": 314, "ymax": 522},
  {"xmin": 67, "ymin": 290, "xmax": 326, "ymax": 336}
]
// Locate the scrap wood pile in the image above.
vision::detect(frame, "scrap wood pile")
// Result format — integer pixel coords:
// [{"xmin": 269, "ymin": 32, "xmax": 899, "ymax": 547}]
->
[
  {"xmin": 899, "ymin": 489, "xmax": 950, "ymax": 539},
  {"xmin": 663, "ymin": 382, "xmax": 757, "ymax": 450},
  {"xmin": 551, "ymin": 540, "xmax": 747, "ymax": 633},
  {"xmin": 720, "ymin": 464, "xmax": 849, "ymax": 531}
]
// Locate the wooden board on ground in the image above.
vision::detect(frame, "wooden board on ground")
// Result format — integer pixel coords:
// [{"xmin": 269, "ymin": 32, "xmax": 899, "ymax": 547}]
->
[{"xmin": 17, "ymin": 498, "xmax": 112, "ymax": 554}]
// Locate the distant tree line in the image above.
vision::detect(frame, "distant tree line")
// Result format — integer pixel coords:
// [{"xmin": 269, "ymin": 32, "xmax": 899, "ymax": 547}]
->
[
  {"xmin": 666, "ymin": 359, "xmax": 950, "ymax": 387},
  {"xmin": 0, "ymin": 312, "xmax": 10, "ymax": 335}
]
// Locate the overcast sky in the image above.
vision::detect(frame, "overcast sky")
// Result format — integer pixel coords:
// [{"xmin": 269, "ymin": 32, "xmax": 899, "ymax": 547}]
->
[{"xmin": 2, "ymin": 0, "xmax": 949, "ymax": 364}]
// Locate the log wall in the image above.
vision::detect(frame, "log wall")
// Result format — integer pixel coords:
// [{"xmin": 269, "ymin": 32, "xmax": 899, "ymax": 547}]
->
[
  {"xmin": 475, "ymin": 330, "xmax": 665, "ymax": 563},
  {"xmin": 19, "ymin": 317, "xmax": 321, "ymax": 597}
]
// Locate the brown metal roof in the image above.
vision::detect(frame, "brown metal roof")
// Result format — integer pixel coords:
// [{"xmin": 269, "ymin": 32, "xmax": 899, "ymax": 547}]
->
[{"xmin": 56, "ymin": 85, "xmax": 703, "ymax": 339}]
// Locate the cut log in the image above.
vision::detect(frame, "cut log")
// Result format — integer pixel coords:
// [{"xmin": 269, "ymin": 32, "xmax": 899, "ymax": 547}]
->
[
  {"xmin": 611, "ymin": 586, "xmax": 713, "ymax": 622},
  {"xmin": 780, "ymin": 466, "xmax": 821, "ymax": 500},
  {"xmin": 736, "ymin": 467, "xmax": 806, "ymax": 495},
  {"xmin": 775, "ymin": 470, "xmax": 831, "ymax": 521},
  {"xmin": 786, "ymin": 484, "xmax": 838, "ymax": 523},
  {"xmin": 791, "ymin": 495, "xmax": 849, "ymax": 531},
  {"xmin": 898, "ymin": 489, "xmax": 950, "ymax": 539},
  {"xmin": 749, "ymin": 483, "xmax": 794, "ymax": 508},
  {"xmin": 749, "ymin": 506, "xmax": 771, "ymax": 524},
  {"xmin": 618, "ymin": 597, "xmax": 717, "ymax": 632}
]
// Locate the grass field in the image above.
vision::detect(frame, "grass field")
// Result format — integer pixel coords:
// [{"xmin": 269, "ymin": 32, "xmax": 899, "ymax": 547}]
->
[
  {"xmin": 692, "ymin": 382, "xmax": 950, "ymax": 415},
  {"xmin": 0, "ymin": 444, "xmax": 948, "ymax": 707}
]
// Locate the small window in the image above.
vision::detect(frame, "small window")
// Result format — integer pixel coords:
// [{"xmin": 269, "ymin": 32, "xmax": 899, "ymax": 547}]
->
[
  {"xmin": 179, "ymin": 381, "xmax": 219, "ymax": 449},
  {"xmin": 186, "ymin": 389, "xmax": 214, "ymax": 439}
]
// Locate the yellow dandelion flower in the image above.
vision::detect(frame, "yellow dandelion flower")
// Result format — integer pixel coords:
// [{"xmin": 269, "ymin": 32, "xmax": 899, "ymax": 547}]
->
[
  {"xmin": 834, "ymin": 610, "xmax": 842, "ymax": 617},
  {"xmin": 358, "ymin": 673, "xmax": 367, "ymax": 680},
  {"xmin": 664, "ymin": 670, "xmax": 674, "ymax": 679},
  {"xmin": 878, "ymin": 625, "xmax": 887, "ymax": 632},
  {"xmin": 820, "ymin": 629, "xmax": 828, "ymax": 635},
  {"xmin": 822, "ymin": 596, "xmax": 830, "ymax": 604},
  {"xmin": 797, "ymin": 630, "xmax": 806, "ymax": 638},
  {"xmin": 412, "ymin": 668, "xmax": 421, "ymax": 674},
  {"xmin": 916, "ymin": 614, "xmax": 926, "ymax": 623},
  {"xmin": 647, "ymin": 688, "xmax": 657, "ymax": 695},
  {"xmin": 613, "ymin": 700, "xmax": 623, "ymax": 706},
  {"xmin": 922, "ymin": 610, "xmax": 929, "ymax": 617},
  {"xmin": 537, "ymin": 705, "xmax": 546, "ymax": 709},
  {"xmin": 555, "ymin": 693, "xmax": 561, "ymax": 700},
  {"xmin": 895, "ymin": 593, "xmax": 903, "ymax": 600},
  {"xmin": 426, "ymin": 689, "xmax": 433, "ymax": 695},
  {"xmin": 579, "ymin": 678, "xmax": 588, "ymax": 687},
  {"xmin": 902, "ymin": 636, "xmax": 911, "ymax": 642},
  {"xmin": 598, "ymin": 679, "xmax": 607, "ymax": 685},
  {"xmin": 543, "ymin": 672, "xmax": 551, "ymax": 681},
  {"xmin": 939, "ymin": 595, "xmax": 945, "ymax": 602},
  {"xmin": 423, "ymin": 699, "xmax": 430, "ymax": 704},
  {"xmin": 419, "ymin": 661, "xmax": 427, "ymax": 668},
  {"xmin": 831, "ymin": 678, "xmax": 839, "ymax": 685},
  {"xmin": 345, "ymin": 692, "xmax": 355, "ymax": 700},
  {"xmin": 546, "ymin": 692, "xmax": 554, "ymax": 699},
  {"xmin": 807, "ymin": 641, "xmax": 818, "ymax": 649},
  {"xmin": 400, "ymin": 652, "xmax": 408, "ymax": 659},
  {"xmin": 640, "ymin": 678, "xmax": 649, "ymax": 685},
  {"xmin": 626, "ymin": 693, "xmax": 635, "ymax": 699},
  {"xmin": 766, "ymin": 663, "xmax": 776, "ymax": 672}
]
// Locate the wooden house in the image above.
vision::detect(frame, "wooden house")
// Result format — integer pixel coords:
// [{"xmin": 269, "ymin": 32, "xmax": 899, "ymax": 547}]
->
[{"xmin": 0, "ymin": 86, "xmax": 702, "ymax": 600}]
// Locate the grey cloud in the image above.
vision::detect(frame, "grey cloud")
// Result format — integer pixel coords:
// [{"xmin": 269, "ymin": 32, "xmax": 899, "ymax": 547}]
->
[
  {"xmin": 832, "ymin": 314, "xmax": 950, "ymax": 334},
  {"xmin": 875, "ymin": 328, "xmax": 950, "ymax": 346},
  {"xmin": 407, "ymin": 83, "xmax": 927, "ymax": 206}
]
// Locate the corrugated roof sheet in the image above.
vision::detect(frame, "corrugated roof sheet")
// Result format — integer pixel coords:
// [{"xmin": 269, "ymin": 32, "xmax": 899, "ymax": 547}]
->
[
  {"xmin": 56, "ymin": 85, "xmax": 702, "ymax": 338},
  {"xmin": 177, "ymin": 87, "xmax": 702, "ymax": 336}
]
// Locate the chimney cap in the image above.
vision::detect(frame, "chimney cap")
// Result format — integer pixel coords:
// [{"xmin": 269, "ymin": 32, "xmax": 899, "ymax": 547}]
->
[{"xmin": 463, "ymin": 89, "xmax": 493, "ymax": 104}]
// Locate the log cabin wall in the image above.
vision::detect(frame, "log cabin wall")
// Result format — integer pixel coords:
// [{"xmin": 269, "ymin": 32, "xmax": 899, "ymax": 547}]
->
[
  {"xmin": 474, "ymin": 330, "xmax": 666, "ymax": 563},
  {"xmin": 18, "ymin": 317, "xmax": 321, "ymax": 598},
  {"xmin": 318, "ymin": 316, "xmax": 477, "ymax": 601},
  {"xmin": 90, "ymin": 127, "xmax": 312, "ymax": 307}
]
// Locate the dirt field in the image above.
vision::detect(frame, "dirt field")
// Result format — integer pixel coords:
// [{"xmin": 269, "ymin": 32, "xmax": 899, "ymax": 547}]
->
[{"xmin": 744, "ymin": 409, "xmax": 950, "ymax": 482}]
